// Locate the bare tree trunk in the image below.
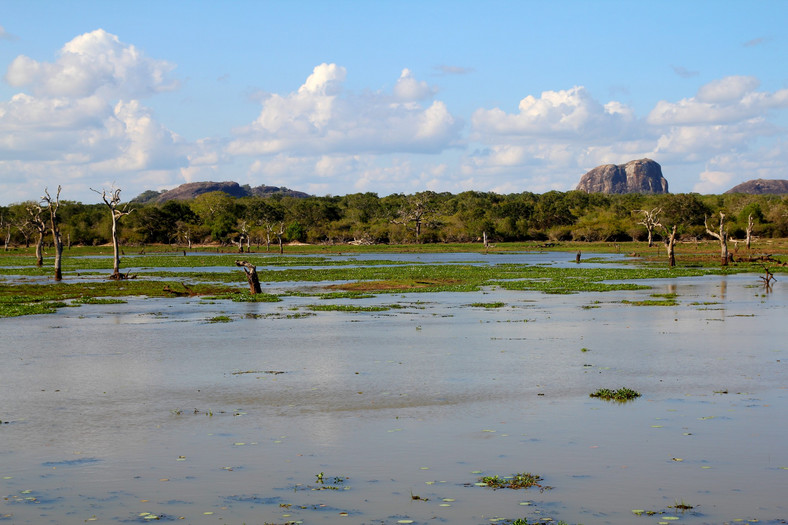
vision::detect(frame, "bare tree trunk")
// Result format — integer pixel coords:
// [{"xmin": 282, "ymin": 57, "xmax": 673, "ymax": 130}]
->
[
  {"xmin": 110, "ymin": 211, "xmax": 121, "ymax": 278},
  {"xmin": 35, "ymin": 231, "xmax": 44, "ymax": 266},
  {"xmin": 235, "ymin": 260, "xmax": 262, "ymax": 294},
  {"xmin": 745, "ymin": 214, "xmax": 754, "ymax": 250},
  {"xmin": 28, "ymin": 204, "xmax": 47, "ymax": 266},
  {"xmin": 93, "ymin": 187, "xmax": 133, "ymax": 279},
  {"xmin": 705, "ymin": 212, "xmax": 729, "ymax": 266},
  {"xmin": 53, "ymin": 232, "xmax": 63, "ymax": 280},
  {"xmin": 663, "ymin": 225, "xmax": 677, "ymax": 267},
  {"xmin": 636, "ymin": 208, "xmax": 661, "ymax": 248},
  {"xmin": 277, "ymin": 222, "xmax": 284, "ymax": 255},
  {"xmin": 42, "ymin": 187, "xmax": 63, "ymax": 281}
]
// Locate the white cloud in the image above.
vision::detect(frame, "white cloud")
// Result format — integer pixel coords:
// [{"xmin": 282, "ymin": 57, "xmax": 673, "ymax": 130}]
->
[
  {"xmin": 647, "ymin": 76, "xmax": 788, "ymax": 126},
  {"xmin": 693, "ymin": 170, "xmax": 734, "ymax": 193},
  {"xmin": 228, "ymin": 63, "xmax": 462, "ymax": 157},
  {"xmin": 0, "ymin": 30, "xmax": 190, "ymax": 202},
  {"xmin": 393, "ymin": 68, "xmax": 434, "ymax": 101},
  {"xmin": 465, "ymin": 76, "xmax": 788, "ymax": 193},
  {"xmin": 472, "ymin": 86, "xmax": 635, "ymax": 140},
  {"xmin": 4, "ymin": 29, "xmax": 178, "ymax": 99}
]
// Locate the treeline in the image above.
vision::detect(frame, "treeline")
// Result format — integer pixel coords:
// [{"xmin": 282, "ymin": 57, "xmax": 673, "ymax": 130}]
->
[{"xmin": 2, "ymin": 190, "xmax": 787, "ymax": 249}]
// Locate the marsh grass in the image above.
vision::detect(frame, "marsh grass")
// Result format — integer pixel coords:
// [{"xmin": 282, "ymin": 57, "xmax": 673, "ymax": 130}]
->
[
  {"xmin": 206, "ymin": 292, "xmax": 282, "ymax": 303},
  {"xmin": 589, "ymin": 387, "xmax": 642, "ymax": 402},
  {"xmin": 479, "ymin": 472, "xmax": 544, "ymax": 490},
  {"xmin": 71, "ymin": 297, "xmax": 128, "ymax": 305},
  {"xmin": 0, "ymin": 245, "xmax": 773, "ymax": 318},
  {"xmin": 0, "ymin": 280, "xmax": 233, "ymax": 318},
  {"xmin": 469, "ymin": 301, "xmax": 506, "ymax": 308},
  {"xmin": 670, "ymin": 499, "xmax": 695, "ymax": 511},
  {"xmin": 305, "ymin": 304, "xmax": 390, "ymax": 312},
  {"xmin": 623, "ymin": 292, "xmax": 679, "ymax": 307}
]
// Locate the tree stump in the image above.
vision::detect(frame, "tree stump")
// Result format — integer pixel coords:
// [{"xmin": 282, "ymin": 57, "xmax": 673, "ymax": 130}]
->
[{"xmin": 235, "ymin": 260, "xmax": 262, "ymax": 294}]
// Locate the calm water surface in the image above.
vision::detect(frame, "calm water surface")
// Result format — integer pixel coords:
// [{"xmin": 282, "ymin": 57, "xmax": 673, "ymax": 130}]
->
[{"xmin": 1, "ymin": 254, "xmax": 786, "ymax": 524}]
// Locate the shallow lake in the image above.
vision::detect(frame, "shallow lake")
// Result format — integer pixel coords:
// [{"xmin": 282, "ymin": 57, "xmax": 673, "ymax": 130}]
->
[{"xmin": 1, "ymin": 253, "xmax": 786, "ymax": 524}]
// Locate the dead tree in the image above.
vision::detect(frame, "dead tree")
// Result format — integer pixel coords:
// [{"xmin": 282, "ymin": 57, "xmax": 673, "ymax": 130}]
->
[
  {"xmin": 705, "ymin": 212, "xmax": 730, "ymax": 266},
  {"xmin": 745, "ymin": 213, "xmax": 755, "ymax": 250},
  {"xmin": 92, "ymin": 187, "xmax": 134, "ymax": 279},
  {"xmin": 635, "ymin": 208, "xmax": 662, "ymax": 247},
  {"xmin": 236, "ymin": 221, "xmax": 250, "ymax": 253},
  {"xmin": 41, "ymin": 186, "xmax": 63, "ymax": 281},
  {"xmin": 27, "ymin": 204, "xmax": 47, "ymax": 266},
  {"xmin": 760, "ymin": 266, "xmax": 776, "ymax": 293},
  {"xmin": 661, "ymin": 224, "xmax": 678, "ymax": 267},
  {"xmin": 275, "ymin": 222, "xmax": 285, "ymax": 255},
  {"xmin": 235, "ymin": 260, "xmax": 262, "ymax": 294}
]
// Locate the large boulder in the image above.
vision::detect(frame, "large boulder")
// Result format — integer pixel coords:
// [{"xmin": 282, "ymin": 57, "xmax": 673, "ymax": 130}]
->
[
  {"xmin": 725, "ymin": 179, "xmax": 788, "ymax": 194},
  {"xmin": 576, "ymin": 159, "xmax": 669, "ymax": 194},
  {"xmin": 131, "ymin": 181, "xmax": 311, "ymax": 203},
  {"xmin": 156, "ymin": 181, "xmax": 248, "ymax": 202}
]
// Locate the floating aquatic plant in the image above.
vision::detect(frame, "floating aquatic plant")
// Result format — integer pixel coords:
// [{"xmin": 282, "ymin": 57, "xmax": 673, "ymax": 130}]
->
[
  {"xmin": 478, "ymin": 472, "xmax": 543, "ymax": 490},
  {"xmin": 589, "ymin": 387, "xmax": 641, "ymax": 401}
]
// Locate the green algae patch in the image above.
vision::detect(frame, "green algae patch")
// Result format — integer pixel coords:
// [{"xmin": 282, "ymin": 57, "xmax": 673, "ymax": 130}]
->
[{"xmin": 0, "ymin": 280, "xmax": 236, "ymax": 318}]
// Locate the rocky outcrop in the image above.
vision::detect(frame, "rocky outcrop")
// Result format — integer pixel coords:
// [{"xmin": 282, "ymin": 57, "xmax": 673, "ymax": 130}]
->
[
  {"xmin": 725, "ymin": 179, "xmax": 788, "ymax": 195},
  {"xmin": 576, "ymin": 159, "xmax": 669, "ymax": 194},
  {"xmin": 133, "ymin": 181, "xmax": 311, "ymax": 203}
]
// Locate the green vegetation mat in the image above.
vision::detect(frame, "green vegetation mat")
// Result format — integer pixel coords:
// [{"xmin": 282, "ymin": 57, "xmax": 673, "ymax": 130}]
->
[{"xmin": 0, "ymin": 243, "xmax": 782, "ymax": 318}]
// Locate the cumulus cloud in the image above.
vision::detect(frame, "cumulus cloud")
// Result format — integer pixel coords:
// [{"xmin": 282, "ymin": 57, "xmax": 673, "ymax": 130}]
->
[
  {"xmin": 393, "ymin": 68, "xmax": 434, "ymax": 101},
  {"xmin": 693, "ymin": 170, "xmax": 734, "ymax": 193},
  {"xmin": 472, "ymin": 86, "xmax": 635, "ymax": 140},
  {"xmin": 464, "ymin": 75, "xmax": 788, "ymax": 193},
  {"xmin": 465, "ymin": 86, "xmax": 644, "ymax": 189},
  {"xmin": 0, "ymin": 29, "xmax": 190, "ymax": 201},
  {"xmin": 228, "ymin": 63, "xmax": 462, "ymax": 157},
  {"xmin": 4, "ymin": 29, "xmax": 178, "ymax": 99},
  {"xmin": 647, "ymin": 76, "xmax": 788, "ymax": 125}
]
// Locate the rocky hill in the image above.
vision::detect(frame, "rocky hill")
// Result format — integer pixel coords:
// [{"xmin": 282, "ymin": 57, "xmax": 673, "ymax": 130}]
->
[
  {"xmin": 576, "ymin": 159, "xmax": 669, "ymax": 194},
  {"xmin": 132, "ymin": 181, "xmax": 311, "ymax": 204},
  {"xmin": 725, "ymin": 179, "xmax": 788, "ymax": 194}
]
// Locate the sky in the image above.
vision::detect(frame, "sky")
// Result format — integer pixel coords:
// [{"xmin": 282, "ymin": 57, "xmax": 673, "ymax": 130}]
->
[{"xmin": 1, "ymin": 0, "xmax": 787, "ymax": 205}]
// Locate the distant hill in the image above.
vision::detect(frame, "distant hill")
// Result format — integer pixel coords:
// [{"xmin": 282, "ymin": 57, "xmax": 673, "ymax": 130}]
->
[
  {"xmin": 132, "ymin": 181, "xmax": 311, "ymax": 204},
  {"xmin": 576, "ymin": 159, "xmax": 669, "ymax": 194},
  {"xmin": 725, "ymin": 179, "xmax": 788, "ymax": 195}
]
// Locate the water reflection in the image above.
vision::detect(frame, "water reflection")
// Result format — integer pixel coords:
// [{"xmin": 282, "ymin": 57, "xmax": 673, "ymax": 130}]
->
[{"xmin": 0, "ymin": 257, "xmax": 785, "ymax": 524}]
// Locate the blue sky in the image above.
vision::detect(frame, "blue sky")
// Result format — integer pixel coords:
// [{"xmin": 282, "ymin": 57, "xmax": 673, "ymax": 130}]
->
[{"xmin": 1, "ymin": 0, "xmax": 787, "ymax": 204}]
